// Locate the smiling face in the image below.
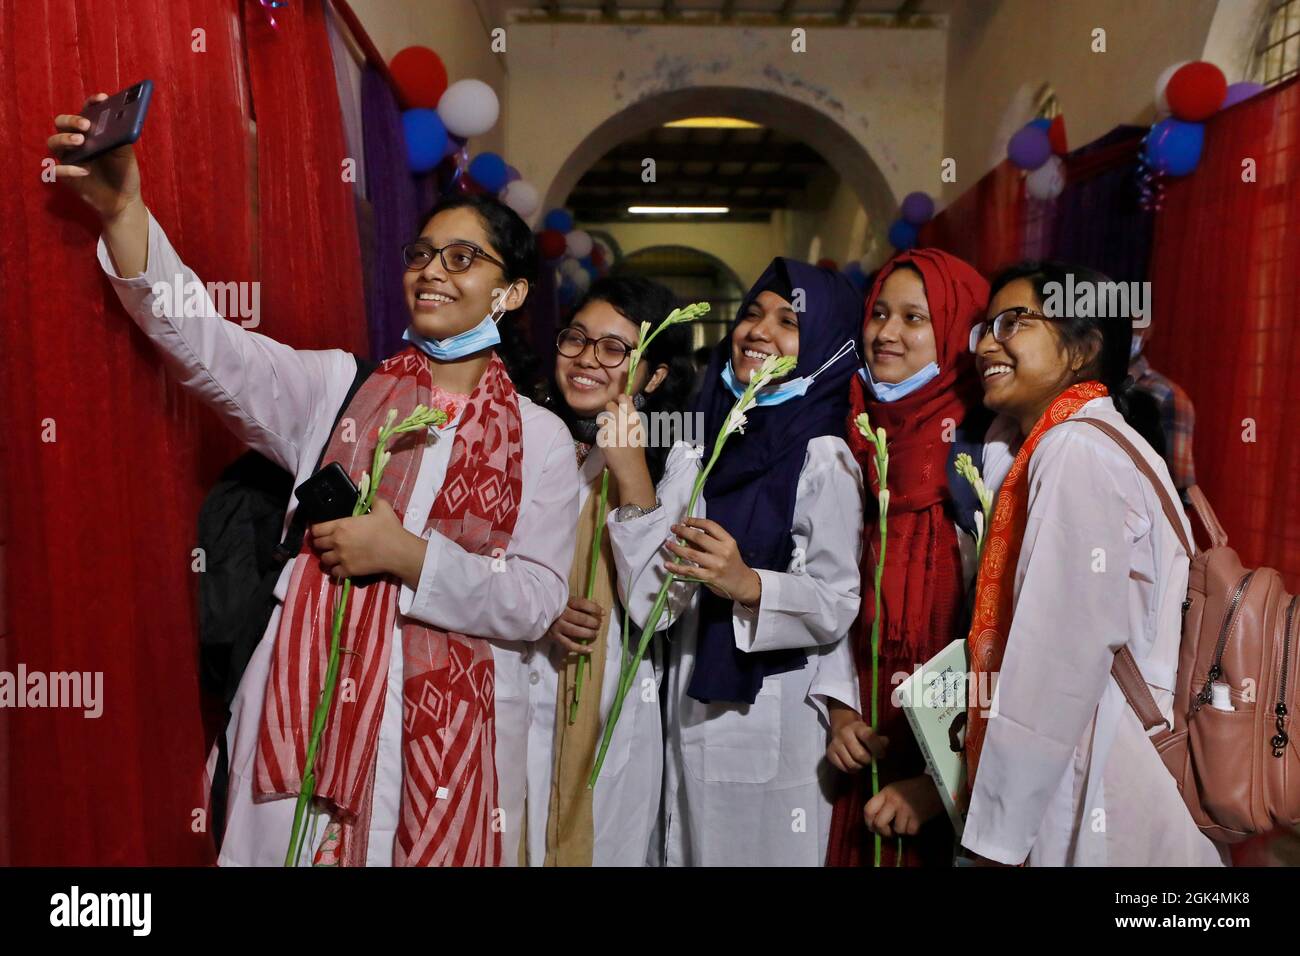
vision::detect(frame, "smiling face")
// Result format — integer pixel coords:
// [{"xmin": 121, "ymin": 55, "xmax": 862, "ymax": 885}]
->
[
  {"xmin": 864, "ymin": 266, "xmax": 938, "ymax": 384},
  {"xmin": 555, "ymin": 300, "xmax": 665, "ymax": 416},
  {"xmin": 401, "ymin": 205, "xmax": 526, "ymax": 341},
  {"xmin": 976, "ymin": 277, "xmax": 1096, "ymax": 434},
  {"xmin": 731, "ymin": 289, "xmax": 799, "ymax": 385}
]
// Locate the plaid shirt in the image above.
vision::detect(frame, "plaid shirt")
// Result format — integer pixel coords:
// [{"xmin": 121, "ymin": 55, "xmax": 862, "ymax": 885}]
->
[{"xmin": 1130, "ymin": 354, "xmax": 1196, "ymax": 491}]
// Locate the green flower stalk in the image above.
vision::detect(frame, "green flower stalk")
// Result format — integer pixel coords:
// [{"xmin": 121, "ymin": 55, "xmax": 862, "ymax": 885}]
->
[
  {"xmin": 588, "ymin": 352, "xmax": 797, "ymax": 786},
  {"xmin": 570, "ymin": 302, "xmax": 711, "ymax": 724},
  {"xmin": 854, "ymin": 411, "xmax": 890, "ymax": 868},
  {"xmin": 284, "ymin": 403, "xmax": 449, "ymax": 867},
  {"xmin": 954, "ymin": 452, "xmax": 993, "ymax": 557}
]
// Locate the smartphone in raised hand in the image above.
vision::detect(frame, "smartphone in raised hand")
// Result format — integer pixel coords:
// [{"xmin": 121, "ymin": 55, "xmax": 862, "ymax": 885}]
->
[{"xmin": 62, "ymin": 80, "xmax": 153, "ymax": 165}]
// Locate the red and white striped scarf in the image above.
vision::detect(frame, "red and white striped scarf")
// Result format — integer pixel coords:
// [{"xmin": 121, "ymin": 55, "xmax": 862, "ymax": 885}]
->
[{"xmin": 254, "ymin": 347, "xmax": 523, "ymax": 866}]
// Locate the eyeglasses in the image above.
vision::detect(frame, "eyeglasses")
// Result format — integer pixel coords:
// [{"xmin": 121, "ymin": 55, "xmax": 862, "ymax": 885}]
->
[
  {"xmin": 402, "ymin": 239, "xmax": 506, "ymax": 274},
  {"xmin": 556, "ymin": 328, "xmax": 634, "ymax": 368},
  {"xmin": 968, "ymin": 307, "xmax": 1055, "ymax": 353}
]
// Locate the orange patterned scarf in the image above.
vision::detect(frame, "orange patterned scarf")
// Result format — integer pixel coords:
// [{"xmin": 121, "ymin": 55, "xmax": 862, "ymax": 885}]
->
[{"xmin": 965, "ymin": 380, "xmax": 1109, "ymax": 782}]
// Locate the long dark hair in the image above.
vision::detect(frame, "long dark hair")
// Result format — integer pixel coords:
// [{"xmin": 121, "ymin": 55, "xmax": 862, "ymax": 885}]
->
[
  {"xmin": 987, "ymin": 259, "xmax": 1160, "ymax": 447},
  {"xmin": 549, "ymin": 274, "xmax": 695, "ymax": 485}
]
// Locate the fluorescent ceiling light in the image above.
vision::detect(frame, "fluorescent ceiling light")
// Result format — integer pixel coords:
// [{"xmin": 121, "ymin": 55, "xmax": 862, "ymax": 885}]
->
[
  {"xmin": 628, "ymin": 205, "xmax": 730, "ymax": 215},
  {"xmin": 663, "ymin": 117, "xmax": 762, "ymax": 129}
]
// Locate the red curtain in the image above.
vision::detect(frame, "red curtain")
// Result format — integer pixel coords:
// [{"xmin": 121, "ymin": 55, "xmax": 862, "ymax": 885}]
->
[
  {"xmin": 918, "ymin": 160, "xmax": 1027, "ymax": 276},
  {"xmin": 0, "ymin": 0, "xmax": 364, "ymax": 864},
  {"xmin": 1146, "ymin": 78, "xmax": 1300, "ymax": 589}
]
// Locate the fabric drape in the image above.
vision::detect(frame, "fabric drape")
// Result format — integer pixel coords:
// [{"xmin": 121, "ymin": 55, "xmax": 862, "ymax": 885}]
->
[{"xmin": 0, "ymin": 0, "xmax": 366, "ymax": 864}]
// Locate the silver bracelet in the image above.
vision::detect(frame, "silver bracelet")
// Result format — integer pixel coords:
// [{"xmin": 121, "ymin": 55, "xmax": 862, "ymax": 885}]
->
[{"xmin": 615, "ymin": 499, "xmax": 661, "ymax": 523}]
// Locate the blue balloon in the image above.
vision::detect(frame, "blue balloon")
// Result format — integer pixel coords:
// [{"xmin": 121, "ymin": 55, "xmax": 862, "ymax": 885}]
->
[
  {"xmin": 544, "ymin": 208, "xmax": 574, "ymax": 233},
  {"xmin": 468, "ymin": 151, "xmax": 509, "ymax": 192},
  {"xmin": 402, "ymin": 109, "xmax": 448, "ymax": 174},
  {"xmin": 1145, "ymin": 118, "xmax": 1205, "ymax": 177},
  {"xmin": 1028, "ymin": 117, "xmax": 1053, "ymax": 132},
  {"xmin": 888, "ymin": 219, "xmax": 919, "ymax": 250}
]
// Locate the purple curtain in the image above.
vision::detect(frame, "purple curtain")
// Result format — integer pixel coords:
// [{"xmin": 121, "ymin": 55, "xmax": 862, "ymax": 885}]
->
[
  {"xmin": 361, "ymin": 64, "xmax": 421, "ymax": 359},
  {"xmin": 1050, "ymin": 125, "xmax": 1154, "ymax": 284}
]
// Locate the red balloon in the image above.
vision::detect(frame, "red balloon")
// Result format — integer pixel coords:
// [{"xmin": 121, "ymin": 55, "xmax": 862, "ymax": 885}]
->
[
  {"xmin": 389, "ymin": 46, "xmax": 448, "ymax": 110},
  {"xmin": 538, "ymin": 229, "xmax": 568, "ymax": 261},
  {"xmin": 1048, "ymin": 114, "xmax": 1068, "ymax": 156},
  {"xmin": 590, "ymin": 245, "xmax": 607, "ymax": 269},
  {"xmin": 816, "ymin": 258, "xmax": 838, "ymax": 270},
  {"xmin": 1166, "ymin": 61, "xmax": 1227, "ymax": 122}
]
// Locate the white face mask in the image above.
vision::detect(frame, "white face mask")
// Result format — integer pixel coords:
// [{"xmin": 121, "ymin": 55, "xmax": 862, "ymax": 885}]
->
[
  {"xmin": 721, "ymin": 340, "xmax": 859, "ymax": 406},
  {"xmin": 403, "ymin": 284, "xmax": 517, "ymax": 360}
]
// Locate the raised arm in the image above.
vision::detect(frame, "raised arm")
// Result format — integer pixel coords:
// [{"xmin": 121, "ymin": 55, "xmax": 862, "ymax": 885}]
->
[
  {"xmin": 51, "ymin": 97, "xmax": 353, "ymax": 473},
  {"xmin": 606, "ymin": 440, "xmax": 703, "ymax": 632}
]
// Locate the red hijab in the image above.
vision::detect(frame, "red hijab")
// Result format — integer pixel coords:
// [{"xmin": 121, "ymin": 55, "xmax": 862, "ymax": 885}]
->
[{"xmin": 827, "ymin": 249, "xmax": 988, "ymax": 867}]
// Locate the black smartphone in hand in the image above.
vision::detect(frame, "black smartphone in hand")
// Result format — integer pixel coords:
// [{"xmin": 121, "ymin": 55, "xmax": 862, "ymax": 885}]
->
[
  {"xmin": 63, "ymin": 80, "xmax": 153, "ymax": 165},
  {"xmin": 294, "ymin": 462, "xmax": 360, "ymax": 524}
]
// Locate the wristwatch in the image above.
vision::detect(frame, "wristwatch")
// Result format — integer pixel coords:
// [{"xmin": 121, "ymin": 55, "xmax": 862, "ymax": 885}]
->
[{"xmin": 615, "ymin": 500, "xmax": 661, "ymax": 523}]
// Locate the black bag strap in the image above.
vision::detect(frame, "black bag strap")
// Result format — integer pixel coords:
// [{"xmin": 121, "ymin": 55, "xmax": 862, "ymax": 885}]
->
[{"xmin": 271, "ymin": 355, "xmax": 378, "ymax": 562}]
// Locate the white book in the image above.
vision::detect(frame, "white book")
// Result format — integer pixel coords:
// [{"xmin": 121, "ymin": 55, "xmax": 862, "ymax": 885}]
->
[{"xmin": 896, "ymin": 638, "xmax": 970, "ymax": 834}]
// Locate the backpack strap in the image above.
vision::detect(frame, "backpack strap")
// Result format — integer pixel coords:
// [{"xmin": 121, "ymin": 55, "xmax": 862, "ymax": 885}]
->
[
  {"xmin": 1059, "ymin": 416, "xmax": 1190, "ymax": 744},
  {"xmin": 271, "ymin": 355, "xmax": 378, "ymax": 562}
]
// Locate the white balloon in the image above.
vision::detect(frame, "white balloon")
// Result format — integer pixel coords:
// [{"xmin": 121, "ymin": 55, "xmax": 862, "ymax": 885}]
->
[
  {"xmin": 565, "ymin": 229, "xmax": 594, "ymax": 258},
  {"xmin": 572, "ymin": 269, "xmax": 592, "ymax": 293},
  {"xmin": 437, "ymin": 79, "xmax": 500, "ymax": 138},
  {"xmin": 1025, "ymin": 155, "xmax": 1066, "ymax": 200},
  {"xmin": 560, "ymin": 257, "xmax": 585, "ymax": 279},
  {"xmin": 501, "ymin": 180, "xmax": 539, "ymax": 218},
  {"xmin": 1154, "ymin": 61, "xmax": 1188, "ymax": 112}
]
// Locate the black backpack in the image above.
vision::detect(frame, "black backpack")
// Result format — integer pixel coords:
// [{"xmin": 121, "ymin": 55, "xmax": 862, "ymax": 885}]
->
[{"xmin": 197, "ymin": 355, "xmax": 376, "ymax": 848}]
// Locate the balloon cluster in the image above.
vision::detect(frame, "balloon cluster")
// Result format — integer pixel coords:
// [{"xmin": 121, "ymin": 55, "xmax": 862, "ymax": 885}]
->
[
  {"xmin": 886, "ymin": 190, "xmax": 936, "ymax": 251},
  {"xmin": 1007, "ymin": 115, "xmax": 1069, "ymax": 201},
  {"xmin": 1139, "ymin": 61, "xmax": 1255, "ymax": 210},
  {"xmin": 390, "ymin": 46, "xmax": 540, "ymax": 218},
  {"xmin": 536, "ymin": 208, "xmax": 613, "ymax": 308}
]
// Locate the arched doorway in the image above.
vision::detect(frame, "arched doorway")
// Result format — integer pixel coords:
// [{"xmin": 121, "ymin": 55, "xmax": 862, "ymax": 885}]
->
[{"xmin": 539, "ymin": 85, "xmax": 897, "ymax": 256}]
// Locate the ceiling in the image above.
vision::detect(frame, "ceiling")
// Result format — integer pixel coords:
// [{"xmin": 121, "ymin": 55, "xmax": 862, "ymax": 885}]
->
[
  {"xmin": 504, "ymin": 1, "xmax": 943, "ymax": 22},
  {"xmin": 568, "ymin": 123, "xmax": 833, "ymax": 222}
]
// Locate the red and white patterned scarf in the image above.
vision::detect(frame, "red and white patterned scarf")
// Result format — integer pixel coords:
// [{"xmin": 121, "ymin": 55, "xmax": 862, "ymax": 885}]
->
[{"xmin": 254, "ymin": 347, "xmax": 523, "ymax": 866}]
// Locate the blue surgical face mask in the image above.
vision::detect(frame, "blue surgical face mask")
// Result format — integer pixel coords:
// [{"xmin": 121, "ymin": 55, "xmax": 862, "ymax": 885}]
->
[
  {"xmin": 722, "ymin": 339, "xmax": 858, "ymax": 407},
  {"xmin": 857, "ymin": 360, "xmax": 940, "ymax": 402},
  {"xmin": 404, "ymin": 284, "xmax": 516, "ymax": 361}
]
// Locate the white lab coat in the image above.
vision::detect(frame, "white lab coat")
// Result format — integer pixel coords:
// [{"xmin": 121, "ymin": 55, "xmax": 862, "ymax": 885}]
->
[
  {"xmin": 99, "ymin": 212, "xmax": 578, "ymax": 866},
  {"xmin": 610, "ymin": 437, "xmax": 864, "ymax": 866},
  {"xmin": 961, "ymin": 399, "xmax": 1225, "ymax": 866},
  {"xmin": 525, "ymin": 447, "xmax": 665, "ymax": 866}
]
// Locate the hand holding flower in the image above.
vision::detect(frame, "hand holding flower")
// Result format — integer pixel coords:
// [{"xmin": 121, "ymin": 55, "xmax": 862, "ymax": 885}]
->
[
  {"xmin": 663, "ymin": 517, "xmax": 762, "ymax": 607},
  {"xmin": 826, "ymin": 704, "xmax": 890, "ymax": 773},
  {"xmin": 863, "ymin": 774, "xmax": 944, "ymax": 838},
  {"xmin": 546, "ymin": 595, "xmax": 605, "ymax": 656}
]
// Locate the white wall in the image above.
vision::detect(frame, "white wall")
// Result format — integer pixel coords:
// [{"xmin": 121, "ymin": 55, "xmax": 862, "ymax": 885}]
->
[{"xmin": 502, "ymin": 19, "xmax": 948, "ymax": 247}]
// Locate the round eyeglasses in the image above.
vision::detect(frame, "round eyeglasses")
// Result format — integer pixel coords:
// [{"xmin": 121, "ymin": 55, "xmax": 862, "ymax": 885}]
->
[
  {"xmin": 402, "ymin": 239, "xmax": 506, "ymax": 274},
  {"xmin": 968, "ymin": 307, "xmax": 1053, "ymax": 353},
  {"xmin": 555, "ymin": 328, "xmax": 634, "ymax": 368}
]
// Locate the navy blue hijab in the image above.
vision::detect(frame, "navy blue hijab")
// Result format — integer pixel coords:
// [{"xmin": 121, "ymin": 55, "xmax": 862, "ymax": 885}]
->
[{"xmin": 687, "ymin": 258, "xmax": 864, "ymax": 704}]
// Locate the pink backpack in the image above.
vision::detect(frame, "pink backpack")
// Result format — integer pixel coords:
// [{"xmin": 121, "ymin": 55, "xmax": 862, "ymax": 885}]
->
[{"xmin": 1075, "ymin": 418, "xmax": 1299, "ymax": 843}]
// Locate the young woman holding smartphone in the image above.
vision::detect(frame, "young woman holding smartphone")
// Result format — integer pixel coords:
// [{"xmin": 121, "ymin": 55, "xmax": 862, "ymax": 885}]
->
[{"xmin": 49, "ymin": 95, "xmax": 579, "ymax": 867}]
